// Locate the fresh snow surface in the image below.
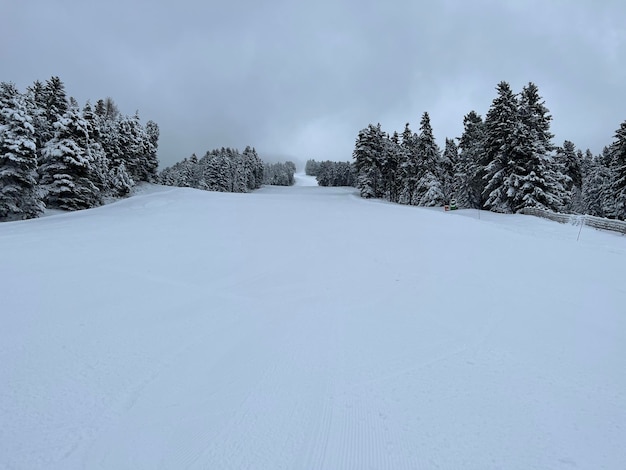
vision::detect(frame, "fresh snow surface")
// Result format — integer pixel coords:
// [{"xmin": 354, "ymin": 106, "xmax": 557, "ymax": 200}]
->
[
  {"xmin": 1, "ymin": 174, "xmax": 625, "ymax": 469},
  {"xmin": 294, "ymin": 172, "xmax": 319, "ymax": 186}
]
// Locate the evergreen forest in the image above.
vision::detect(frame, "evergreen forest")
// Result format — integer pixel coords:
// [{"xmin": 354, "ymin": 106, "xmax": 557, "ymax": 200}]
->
[
  {"xmin": 0, "ymin": 77, "xmax": 159, "ymax": 221},
  {"xmin": 351, "ymin": 81, "xmax": 626, "ymax": 219}
]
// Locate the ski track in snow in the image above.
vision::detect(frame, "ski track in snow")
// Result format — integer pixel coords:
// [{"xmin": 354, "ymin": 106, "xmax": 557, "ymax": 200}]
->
[{"xmin": 1, "ymin": 174, "xmax": 625, "ymax": 469}]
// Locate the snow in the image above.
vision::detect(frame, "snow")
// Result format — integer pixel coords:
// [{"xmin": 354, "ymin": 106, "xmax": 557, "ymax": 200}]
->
[
  {"xmin": 294, "ymin": 172, "xmax": 319, "ymax": 186},
  {"xmin": 1, "ymin": 174, "xmax": 625, "ymax": 469}
]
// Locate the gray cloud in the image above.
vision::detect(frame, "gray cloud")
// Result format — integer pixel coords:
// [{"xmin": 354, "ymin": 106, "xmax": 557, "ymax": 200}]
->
[{"xmin": 3, "ymin": 0, "xmax": 625, "ymax": 169}]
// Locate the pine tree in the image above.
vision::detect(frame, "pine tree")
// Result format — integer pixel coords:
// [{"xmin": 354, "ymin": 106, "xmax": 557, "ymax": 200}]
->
[
  {"xmin": 482, "ymin": 81, "xmax": 519, "ymax": 213},
  {"xmin": 229, "ymin": 152, "xmax": 249, "ymax": 192},
  {"xmin": 24, "ymin": 80, "xmax": 48, "ymax": 164},
  {"xmin": 514, "ymin": 82, "xmax": 568, "ymax": 211},
  {"xmin": 578, "ymin": 149, "xmax": 593, "ymax": 186},
  {"xmin": 398, "ymin": 122, "xmax": 418, "ymax": 204},
  {"xmin": 82, "ymin": 101, "xmax": 110, "ymax": 194},
  {"xmin": 582, "ymin": 154, "xmax": 612, "ymax": 217},
  {"xmin": 108, "ymin": 162, "xmax": 134, "ymax": 196},
  {"xmin": 242, "ymin": 146, "xmax": 263, "ymax": 190},
  {"xmin": 205, "ymin": 153, "xmax": 230, "ymax": 191},
  {"xmin": 555, "ymin": 140, "xmax": 583, "ymax": 212},
  {"xmin": 305, "ymin": 159, "xmax": 321, "ymax": 176},
  {"xmin": 317, "ymin": 160, "xmax": 333, "ymax": 186},
  {"xmin": 441, "ymin": 138, "xmax": 458, "ymax": 203},
  {"xmin": 186, "ymin": 153, "xmax": 201, "ymax": 188},
  {"xmin": 115, "ymin": 114, "xmax": 142, "ymax": 181},
  {"xmin": 609, "ymin": 120, "xmax": 626, "ymax": 219},
  {"xmin": 42, "ymin": 76, "xmax": 68, "ymax": 142},
  {"xmin": 98, "ymin": 116, "xmax": 122, "ymax": 178},
  {"xmin": 0, "ymin": 82, "xmax": 19, "ymax": 122},
  {"xmin": 353, "ymin": 124, "xmax": 385, "ymax": 198},
  {"xmin": 95, "ymin": 100, "xmax": 132, "ymax": 192},
  {"xmin": 94, "ymin": 97, "xmax": 119, "ymax": 121},
  {"xmin": 456, "ymin": 111, "xmax": 485, "ymax": 208},
  {"xmin": 39, "ymin": 106, "xmax": 100, "ymax": 210},
  {"xmin": 381, "ymin": 132, "xmax": 401, "ymax": 202},
  {"xmin": 0, "ymin": 83, "xmax": 22, "ymax": 128},
  {"xmin": 415, "ymin": 112, "xmax": 443, "ymax": 206},
  {"xmin": 94, "ymin": 99, "xmax": 106, "ymax": 118},
  {"xmin": 0, "ymin": 87, "xmax": 45, "ymax": 220},
  {"xmin": 105, "ymin": 112, "xmax": 155, "ymax": 185},
  {"xmin": 511, "ymin": 82, "xmax": 565, "ymax": 212},
  {"xmin": 144, "ymin": 120, "xmax": 160, "ymax": 182}
]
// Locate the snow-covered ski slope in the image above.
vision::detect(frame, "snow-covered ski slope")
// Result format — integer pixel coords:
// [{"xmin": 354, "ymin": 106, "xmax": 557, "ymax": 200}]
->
[{"xmin": 1, "ymin": 174, "xmax": 625, "ymax": 470}]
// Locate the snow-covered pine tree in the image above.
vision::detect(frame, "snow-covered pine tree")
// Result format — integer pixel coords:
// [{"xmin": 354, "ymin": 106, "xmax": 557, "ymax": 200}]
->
[
  {"xmin": 340, "ymin": 161, "xmax": 357, "ymax": 187},
  {"xmin": 305, "ymin": 159, "xmax": 321, "ymax": 176},
  {"xmin": 94, "ymin": 97, "xmax": 119, "ymax": 122},
  {"xmin": 143, "ymin": 120, "xmax": 160, "ymax": 183},
  {"xmin": 242, "ymin": 146, "xmax": 263, "ymax": 190},
  {"xmin": 82, "ymin": 101, "xmax": 110, "ymax": 194},
  {"xmin": 254, "ymin": 149, "xmax": 265, "ymax": 189},
  {"xmin": 97, "ymin": 111, "xmax": 145, "ymax": 190},
  {"xmin": 455, "ymin": 111, "xmax": 485, "ymax": 209},
  {"xmin": 159, "ymin": 165, "xmax": 176, "ymax": 186},
  {"xmin": 577, "ymin": 149, "xmax": 591, "ymax": 193},
  {"xmin": 41, "ymin": 76, "xmax": 68, "ymax": 143},
  {"xmin": 115, "ymin": 113, "xmax": 147, "ymax": 183},
  {"xmin": 0, "ymin": 86, "xmax": 45, "ymax": 220},
  {"xmin": 205, "ymin": 152, "xmax": 231, "ymax": 191},
  {"xmin": 415, "ymin": 112, "xmax": 444, "ymax": 206},
  {"xmin": 609, "ymin": 120, "xmax": 626, "ymax": 220},
  {"xmin": 229, "ymin": 152, "xmax": 249, "ymax": 193},
  {"xmin": 398, "ymin": 122, "xmax": 418, "ymax": 204},
  {"xmin": 108, "ymin": 162, "xmax": 134, "ymax": 196},
  {"xmin": 285, "ymin": 161, "xmax": 296, "ymax": 186},
  {"xmin": 94, "ymin": 99, "xmax": 106, "ymax": 118},
  {"xmin": 482, "ymin": 81, "xmax": 519, "ymax": 213},
  {"xmin": 187, "ymin": 152, "xmax": 203, "ymax": 188},
  {"xmin": 241, "ymin": 146, "xmax": 254, "ymax": 190},
  {"xmin": 319, "ymin": 162, "xmax": 330, "ymax": 186},
  {"xmin": 382, "ymin": 132, "xmax": 401, "ymax": 202},
  {"xmin": 161, "ymin": 159, "xmax": 188, "ymax": 187},
  {"xmin": 98, "ymin": 115, "xmax": 124, "ymax": 187},
  {"xmin": 510, "ymin": 82, "xmax": 565, "ymax": 212},
  {"xmin": 555, "ymin": 140, "xmax": 583, "ymax": 212},
  {"xmin": 39, "ymin": 105, "xmax": 100, "ymax": 210},
  {"xmin": 414, "ymin": 171, "xmax": 444, "ymax": 206},
  {"xmin": 441, "ymin": 138, "xmax": 458, "ymax": 204},
  {"xmin": 353, "ymin": 124, "xmax": 384, "ymax": 199},
  {"xmin": 582, "ymin": 151, "xmax": 613, "ymax": 217},
  {"xmin": 167, "ymin": 157, "xmax": 189, "ymax": 188},
  {"xmin": 24, "ymin": 80, "xmax": 49, "ymax": 168},
  {"xmin": 0, "ymin": 82, "xmax": 19, "ymax": 122},
  {"xmin": 316, "ymin": 160, "xmax": 334, "ymax": 186}
]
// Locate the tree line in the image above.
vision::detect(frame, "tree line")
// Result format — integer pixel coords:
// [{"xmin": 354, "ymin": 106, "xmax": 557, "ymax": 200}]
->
[
  {"xmin": 159, "ymin": 151, "xmax": 296, "ymax": 191},
  {"xmin": 0, "ymin": 76, "xmax": 159, "ymax": 221},
  {"xmin": 160, "ymin": 147, "xmax": 264, "ymax": 192},
  {"xmin": 305, "ymin": 159, "xmax": 356, "ymax": 187},
  {"xmin": 262, "ymin": 161, "xmax": 296, "ymax": 186},
  {"xmin": 353, "ymin": 81, "xmax": 626, "ymax": 219}
]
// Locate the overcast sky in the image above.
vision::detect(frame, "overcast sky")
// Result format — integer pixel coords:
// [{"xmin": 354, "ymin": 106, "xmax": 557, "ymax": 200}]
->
[{"xmin": 3, "ymin": 0, "xmax": 625, "ymax": 169}]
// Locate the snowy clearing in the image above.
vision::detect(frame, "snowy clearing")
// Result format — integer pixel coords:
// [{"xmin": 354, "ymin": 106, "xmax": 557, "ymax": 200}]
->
[{"xmin": 1, "ymin": 174, "xmax": 625, "ymax": 469}]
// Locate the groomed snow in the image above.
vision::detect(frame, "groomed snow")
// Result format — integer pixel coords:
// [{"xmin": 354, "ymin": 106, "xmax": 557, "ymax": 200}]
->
[{"xmin": 1, "ymin": 174, "xmax": 625, "ymax": 469}]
